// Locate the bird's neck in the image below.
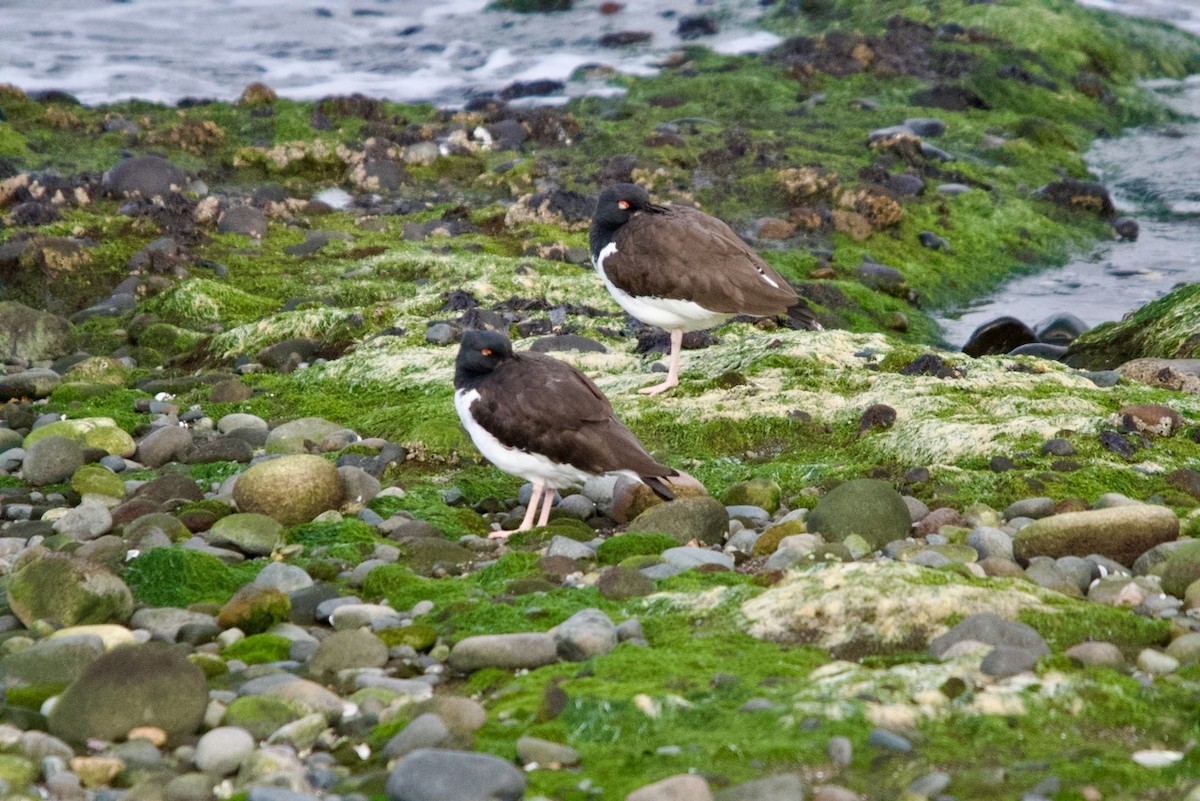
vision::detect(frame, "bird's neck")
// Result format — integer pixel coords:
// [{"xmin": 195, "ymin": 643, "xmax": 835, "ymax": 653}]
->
[
  {"xmin": 589, "ymin": 220, "xmax": 620, "ymax": 262},
  {"xmin": 454, "ymin": 365, "xmax": 488, "ymax": 392}
]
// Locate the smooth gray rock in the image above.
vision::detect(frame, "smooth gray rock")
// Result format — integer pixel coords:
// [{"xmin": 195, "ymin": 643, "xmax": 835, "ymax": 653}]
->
[
  {"xmin": 929, "ymin": 612, "xmax": 1049, "ymax": 660},
  {"xmin": 131, "ymin": 607, "xmax": 219, "ymax": 642},
  {"xmin": 307, "ymin": 629, "xmax": 388, "ymax": 679},
  {"xmin": 22, "ymin": 435, "xmax": 84, "ymax": 486},
  {"xmin": 0, "ymin": 367, "xmax": 63, "ymax": 400},
  {"xmin": 966, "ymin": 526, "xmax": 1014, "ymax": 562},
  {"xmin": 253, "ymin": 561, "xmax": 314, "ymax": 593},
  {"xmin": 516, "ymin": 735, "xmax": 580, "ymax": 767},
  {"xmin": 627, "ymin": 496, "xmax": 728, "ymax": 546},
  {"xmin": 51, "ymin": 501, "xmax": 113, "ymax": 541},
  {"xmin": 553, "ymin": 608, "xmax": 617, "ymax": 662},
  {"xmin": 661, "ymin": 546, "xmax": 735, "ymax": 571},
  {"xmin": 206, "ymin": 513, "xmax": 283, "ymax": 556},
  {"xmin": 103, "ymin": 154, "xmax": 185, "ymax": 197},
  {"xmin": 135, "ymin": 425, "xmax": 194, "ymax": 469},
  {"xmin": 0, "ymin": 633, "xmax": 105, "ymax": 687},
  {"xmin": 194, "ymin": 726, "xmax": 256, "ymax": 776},
  {"xmin": 338, "ymin": 465, "xmax": 381, "ymax": 505},
  {"xmin": 218, "ymin": 205, "xmax": 268, "ymax": 238},
  {"xmin": 383, "ymin": 713, "xmax": 451, "ymax": 760},
  {"xmin": 981, "ymin": 644, "xmax": 1039, "ymax": 677},
  {"xmin": 546, "ymin": 536, "xmax": 596, "ymax": 560},
  {"xmin": 447, "ymin": 633, "xmax": 558, "ymax": 672},
  {"xmin": 1004, "ymin": 496, "xmax": 1056, "ymax": 520},
  {"xmin": 385, "ymin": 748, "xmax": 526, "ymax": 801},
  {"xmin": 715, "ymin": 772, "xmax": 804, "ymax": 801}
]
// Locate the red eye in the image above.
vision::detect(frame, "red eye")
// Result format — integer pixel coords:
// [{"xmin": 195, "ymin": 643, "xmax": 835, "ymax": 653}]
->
[
  {"xmin": 481, "ymin": 348, "xmax": 493, "ymax": 356},
  {"xmin": 617, "ymin": 199, "xmax": 630, "ymax": 209}
]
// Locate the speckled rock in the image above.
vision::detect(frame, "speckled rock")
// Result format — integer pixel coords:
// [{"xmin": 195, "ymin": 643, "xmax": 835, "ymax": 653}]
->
[
  {"xmin": 0, "ymin": 301, "xmax": 75, "ymax": 362},
  {"xmin": 48, "ymin": 642, "xmax": 208, "ymax": 745},
  {"xmin": 805, "ymin": 479, "xmax": 911, "ymax": 550},
  {"xmin": 626, "ymin": 496, "xmax": 728, "ymax": 546},
  {"xmin": 232, "ymin": 454, "xmax": 344, "ymax": 526},
  {"xmin": 1012, "ymin": 505, "xmax": 1179, "ymax": 567}
]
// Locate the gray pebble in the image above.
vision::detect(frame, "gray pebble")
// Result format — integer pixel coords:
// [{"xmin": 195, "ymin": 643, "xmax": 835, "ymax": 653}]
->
[
  {"xmin": 194, "ymin": 726, "xmax": 255, "ymax": 776},
  {"xmin": 425, "ymin": 323, "xmax": 457, "ymax": 345},
  {"xmin": 867, "ymin": 728, "xmax": 912, "ymax": 752},
  {"xmin": 725, "ymin": 505, "xmax": 770, "ymax": 528},
  {"xmin": 385, "ymin": 749, "xmax": 526, "ymax": 801},
  {"xmin": 546, "ymin": 536, "xmax": 596, "ymax": 560},
  {"xmin": 557, "ymin": 493, "xmax": 596, "ymax": 520},
  {"xmin": 1003, "ymin": 496, "xmax": 1056, "ymax": 520},
  {"xmin": 554, "ymin": 607, "xmax": 617, "ymax": 662},
  {"xmin": 384, "ymin": 713, "xmax": 451, "ymax": 760},
  {"xmin": 981, "ymin": 644, "xmax": 1039, "ymax": 677},
  {"xmin": 253, "ymin": 561, "xmax": 314, "ymax": 593},
  {"xmin": 661, "ymin": 546, "xmax": 734, "ymax": 571}
]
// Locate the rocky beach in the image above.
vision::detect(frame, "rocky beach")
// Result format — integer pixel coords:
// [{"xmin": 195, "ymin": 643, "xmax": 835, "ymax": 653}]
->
[{"xmin": 1, "ymin": 0, "xmax": 1200, "ymax": 799}]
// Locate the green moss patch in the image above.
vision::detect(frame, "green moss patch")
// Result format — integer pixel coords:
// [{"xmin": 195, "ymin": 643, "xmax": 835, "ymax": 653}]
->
[{"xmin": 124, "ymin": 547, "xmax": 263, "ymax": 607}]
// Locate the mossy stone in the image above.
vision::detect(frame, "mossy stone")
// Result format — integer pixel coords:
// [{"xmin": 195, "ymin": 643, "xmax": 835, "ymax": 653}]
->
[
  {"xmin": 721, "ymin": 478, "xmax": 782, "ymax": 513},
  {"xmin": 216, "ymin": 585, "xmax": 290, "ymax": 634},
  {"xmin": 6, "ymin": 551, "xmax": 133, "ymax": 628},
  {"xmin": 61, "ymin": 356, "xmax": 131, "ymax": 386},
  {"xmin": 596, "ymin": 566, "xmax": 655, "ymax": 600},
  {"xmin": 596, "ymin": 533, "xmax": 677, "ymax": 565},
  {"xmin": 0, "ymin": 754, "xmax": 37, "ymax": 789},
  {"xmin": 137, "ymin": 322, "xmax": 204, "ymax": 355},
  {"xmin": 70, "ymin": 463, "xmax": 126, "ymax": 499},
  {"xmin": 123, "ymin": 513, "xmax": 192, "ymax": 545},
  {"xmin": 24, "ymin": 417, "xmax": 136, "ymax": 458},
  {"xmin": 48, "ymin": 642, "xmax": 208, "ymax": 746},
  {"xmin": 221, "ymin": 633, "xmax": 291, "ymax": 665},
  {"xmin": 232, "ymin": 454, "xmax": 344, "ymax": 526},
  {"xmin": 175, "ymin": 499, "xmax": 233, "ymax": 533},
  {"xmin": 221, "ymin": 695, "xmax": 307, "ymax": 740},
  {"xmin": 1159, "ymin": 540, "xmax": 1200, "ymax": 599},
  {"xmin": 1065, "ymin": 283, "xmax": 1200, "ymax": 369},
  {"xmin": 399, "ymin": 538, "xmax": 476, "ymax": 577},
  {"xmin": 377, "ymin": 624, "xmax": 438, "ymax": 652},
  {"xmin": 207, "ymin": 513, "xmax": 284, "ymax": 556},
  {"xmin": 0, "ymin": 300, "xmax": 74, "ymax": 363},
  {"xmin": 627, "ymin": 497, "xmax": 729, "ymax": 546},
  {"xmin": 805, "ymin": 479, "xmax": 911, "ymax": 551}
]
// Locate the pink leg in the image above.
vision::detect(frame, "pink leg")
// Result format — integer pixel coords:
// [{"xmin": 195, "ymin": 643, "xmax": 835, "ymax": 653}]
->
[
  {"xmin": 639, "ymin": 329, "xmax": 684, "ymax": 396},
  {"xmin": 490, "ymin": 481, "xmax": 545, "ymax": 539},
  {"xmin": 536, "ymin": 488, "xmax": 557, "ymax": 527}
]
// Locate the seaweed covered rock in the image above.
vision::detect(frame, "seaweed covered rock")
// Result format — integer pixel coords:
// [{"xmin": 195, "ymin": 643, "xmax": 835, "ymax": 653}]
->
[
  {"xmin": 1064, "ymin": 284, "xmax": 1200, "ymax": 369},
  {"xmin": 7, "ymin": 550, "xmax": 133, "ymax": 627},
  {"xmin": 1012, "ymin": 505, "xmax": 1179, "ymax": 567}
]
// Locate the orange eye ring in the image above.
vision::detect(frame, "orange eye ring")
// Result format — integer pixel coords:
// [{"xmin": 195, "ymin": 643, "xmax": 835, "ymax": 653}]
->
[
  {"xmin": 617, "ymin": 199, "xmax": 630, "ymax": 209},
  {"xmin": 481, "ymin": 348, "xmax": 493, "ymax": 356}
]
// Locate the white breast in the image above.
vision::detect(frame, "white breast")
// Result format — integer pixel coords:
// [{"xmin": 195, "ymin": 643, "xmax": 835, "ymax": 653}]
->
[
  {"xmin": 454, "ymin": 388, "xmax": 594, "ymax": 489},
  {"xmin": 595, "ymin": 242, "xmax": 733, "ymax": 332}
]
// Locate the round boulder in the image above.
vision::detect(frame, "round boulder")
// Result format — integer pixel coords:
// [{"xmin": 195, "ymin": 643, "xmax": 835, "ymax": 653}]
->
[
  {"xmin": 102, "ymin": 155, "xmax": 186, "ymax": 198},
  {"xmin": 206, "ymin": 513, "xmax": 283, "ymax": 556},
  {"xmin": 22, "ymin": 435, "xmax": 84, "ymax": 486},
  {"xmin": 48, "ymin": 642, "xmax": 208, "ymax": 745},
  {"xmin": 232, "ymin": 454, "xmax": 343, "ymax": 525},
  {"xmin": 805, "ymin": 479, "xmax": 911, "ymax": 550},
  {"xmin": 385, "ymin": 748, "xmax": 527, "ymax": 801}
]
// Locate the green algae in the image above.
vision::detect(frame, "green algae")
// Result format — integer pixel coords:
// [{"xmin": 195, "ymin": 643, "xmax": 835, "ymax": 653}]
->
[
  {"xmin": 368, "ymin": 486, "xmax": 489, "ymax": 538},
  {"xmin": 123, "ymin": 548, "xmax": 263, "ymax": 607},
  {"xmin": 1019, "ymin": 605, "xmax": 1170, "ymax": 656},
  {"xmin": 286, "ymin": 518, "xmax": 382, "ymax": 563},
  {"xmin": 1065, "ymin": 283, "xmax": 1200, "ymax": 369},
  {"xmin": 221, "ymin": 633, "xmax": 292, "ymax": 665}
]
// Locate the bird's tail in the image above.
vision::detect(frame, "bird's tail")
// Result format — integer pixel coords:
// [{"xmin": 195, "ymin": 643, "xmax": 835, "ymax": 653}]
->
[
  {"xmin": 642, "ymin": 475, "xmax": 676, "ymax": 501},
  {"xmin": 786, "ymin": 298, "xmax": 823, "ymax": 331}
]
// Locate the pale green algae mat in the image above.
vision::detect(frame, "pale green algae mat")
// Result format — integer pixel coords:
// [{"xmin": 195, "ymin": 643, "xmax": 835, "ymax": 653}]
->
[{"xmin": 2, "ymin": 0, "xmax": 1200, "ymax": 799}]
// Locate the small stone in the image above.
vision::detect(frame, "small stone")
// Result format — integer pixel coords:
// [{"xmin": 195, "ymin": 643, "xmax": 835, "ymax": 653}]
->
[
  {"xmin": 826, "ymin": 735, "xmax": 852, "ymax": 767},
  {"xmin": 1136, "ymin": 648, "xmax": 1179, "ymax": 675},
  {"xmin": 1065, "ymin": 641, "xmax": 1126, "ymax": 670},
  {"xmin": 929, "ymin": 612, "xmax": 1049, "ymax": 660},
  {"xmin": 980, "ymin": 644, "xmax": 1039, "ymax": 677},
  {"xmin": 447, "ymin": 633, "xmax": 558, "ymax": 672},
  {"xmin": 516, "ymin": 735, "xmax": 581, "ymax": 767},
  {"xmin": 383, "ymin": 713, "xmax": 451, "ymax": 760},
  {"xmin": 867, "ymin": 728, "xmax": 912, "ymax": 752},
  {"xmin": 553, "ymin": 608, "xmax": 617, "ymax": 662},
  {"xmin": 194, "ymin": 726, "xmax": 256, "ymax": 776}
]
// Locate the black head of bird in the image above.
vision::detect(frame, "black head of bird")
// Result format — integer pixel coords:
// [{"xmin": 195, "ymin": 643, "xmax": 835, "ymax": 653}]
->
[{"xmin": 454, "ymin": 329, "xmax": 513, "ymax": 389}]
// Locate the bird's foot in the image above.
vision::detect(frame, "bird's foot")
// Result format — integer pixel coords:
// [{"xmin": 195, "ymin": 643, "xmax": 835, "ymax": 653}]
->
[
  {"xmin": 487, "ymin": 528, "xmax": 522, "ymax": 540},
  {"xmin": 638, "ymin": 378, "xmax": 678, "ymax": 396}
]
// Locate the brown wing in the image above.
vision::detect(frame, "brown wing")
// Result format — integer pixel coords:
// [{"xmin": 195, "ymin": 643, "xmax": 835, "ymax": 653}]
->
[
  {"xmin": 603, "ymin": 206, "xmax": 799, "ymax": 315},
  {"xmin": 471, "ymin": 352, "xmax": 675, "ymax": 479}
]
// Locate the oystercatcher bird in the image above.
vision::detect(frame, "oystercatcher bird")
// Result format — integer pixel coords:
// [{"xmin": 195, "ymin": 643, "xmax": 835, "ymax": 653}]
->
[
  {"xmin": 453, "ymin": 329, "xmax": 676, "ymax": 538},
  {"xmin": 590, "ymin": 183, "xmax": 812, "ymax": 395}
]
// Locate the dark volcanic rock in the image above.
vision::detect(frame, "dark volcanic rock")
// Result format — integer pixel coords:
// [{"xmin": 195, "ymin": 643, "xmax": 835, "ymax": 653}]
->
[{"xmin": 102, "ymin": 155, "xmax": 186, "ymax": 198}]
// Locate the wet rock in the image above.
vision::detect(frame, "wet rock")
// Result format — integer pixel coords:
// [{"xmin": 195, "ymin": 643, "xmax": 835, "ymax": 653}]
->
[
  {"xmin": 48, "ymin": 642, "xmax": 208, "ymax": 745},
  {"xmin": 1008, "ymin": 342, "xmax": 1067, "ymax": 360},
  {"xmin": 626, "ymin": 496, "xmax": 727, "ymax": 546},
  {"xmin": 962, "ymin": 316, "xmax": 1036, "ymax": 357},
  {"xmin": 0, "ymin": 301, "xmax": 75, "ymax": 362},
  {"xmin": 186, "ymin": 436, "xmax": 255, "ymax": 464},
  {"xmin": 1034, "ymin": 178, "xmax": 1115, "ymax": 219},
  {"xmin": 447, "ymin": 633, "xmax": 558, "ymax": 672},
  {"xmin": 1113, "ymin": 216, "xmax": 1139, "ymax": 240},
  {"xmin": 805, "ymin": 478, "xmax": 910, "ymax": 550},
  {"xmin": 1034, "ymin": 312, "xmax": 1089, "ymax": 346},
  {"xmin": 217, "ymin": 585, "xmax": 290, "ymax": 634},
  {"xmin": 0, "ymin": 367, "xmax": 64, "ymax": 401},
  {"xmin": 233, "ymin": 454, "xmax": 344, "ymax": 526},
  {"xmin": 676, "ymin": 14, "xmax": 718, "ymax": 39},
  {"xmin": 662, "ymin": 546, "xmax": 735, "ymax": 572},
  {"xmin": 129, "ymin": 471, "xmax": 205, "ymax": 506},
  {"xmin": 102, "ymin": 155, "xmax": 186, "ymax": 198},
  {"xmin": 385, "ymin": 748, "xmax": 526, "ymax": 801},
  {"xmin": 1012, "ymin": 505, "xmax": 1179, "ymax": 566}
]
